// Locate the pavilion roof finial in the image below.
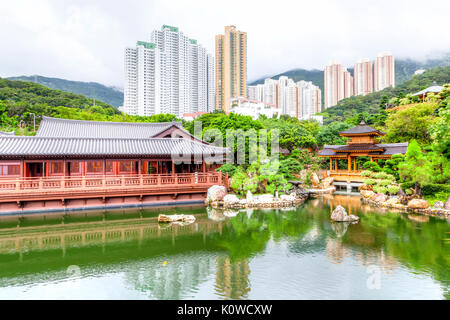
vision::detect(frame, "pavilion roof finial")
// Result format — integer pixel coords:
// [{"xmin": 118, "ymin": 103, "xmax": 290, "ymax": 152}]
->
[{"xmin": 360, "ymin": 120, "xmax": 366, "ymax": 126}]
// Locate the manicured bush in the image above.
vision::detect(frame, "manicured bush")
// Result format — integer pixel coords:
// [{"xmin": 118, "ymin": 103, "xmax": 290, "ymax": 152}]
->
[
  {"xmin": 387, "ymin": 185, "xmax": 400, "ymax": 195},
  {"xmin": 217, "ymin": 164, "xmax": 237, "ymax": 177},
  {"xmin": 363, "ymin": 161, "xmax": 381, "ymax": 172},
  {"xmin": 401, "ymin": 181, "xmax": 415, "ymax": 191},
  {"xmin": 378, "ymin": 179, "xmax": 392, "ymax": 187},
  {"xmin": 361, "ymin": 170, "xmax": 372, "ymax": 177},
  {"xmin": 372, "ymin": 172, "xmax": 389, "ymax": 179},
  {"xmin": 373, "ymin": 186, "xmax": 388, "ymax": 194},
  {"xmin": 364, "ymin": 178, "xmax": 376, "ymax": 186},
  {"xmin": 421, "ymin": 184, "xmax": 450, "ymax": 196}
]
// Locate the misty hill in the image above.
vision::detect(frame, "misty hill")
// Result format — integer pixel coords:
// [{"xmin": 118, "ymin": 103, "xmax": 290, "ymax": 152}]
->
[
  {"xmin": 249, "ymin": 53, "xmax": 450, "ymax": 94},
  {"xmin": 7, "ymin": 75, "xmax": 124, "ymax": 108},
  {"xmin": 320, "ymin": 66, "xmax": 450, "ymax": 124}
]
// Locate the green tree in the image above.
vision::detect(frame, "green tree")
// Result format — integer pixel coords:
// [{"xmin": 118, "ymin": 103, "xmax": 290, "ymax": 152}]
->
[
  {"xmin": 399, "ymin": 140, "xmax": 433, "ymax": 195},
  {"xmin": 385, "ymin": 103, "xmax": 438, "ymax": 145}
]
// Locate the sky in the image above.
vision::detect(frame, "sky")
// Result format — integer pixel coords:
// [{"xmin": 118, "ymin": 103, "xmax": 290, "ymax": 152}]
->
[{"xmin": 0, "ymin": 0, "xmax": 449, "ymax": 87}]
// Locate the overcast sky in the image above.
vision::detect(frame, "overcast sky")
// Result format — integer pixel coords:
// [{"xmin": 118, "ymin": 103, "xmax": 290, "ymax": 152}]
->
[{"xmin": 1, "ymin": 0, "xmax": 449, "ymax": 87}]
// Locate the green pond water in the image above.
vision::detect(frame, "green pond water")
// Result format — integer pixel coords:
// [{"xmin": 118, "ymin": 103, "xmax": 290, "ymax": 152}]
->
[{"xmin": 0, "ymin": 195, "xmax": 448, "ymax": 300}]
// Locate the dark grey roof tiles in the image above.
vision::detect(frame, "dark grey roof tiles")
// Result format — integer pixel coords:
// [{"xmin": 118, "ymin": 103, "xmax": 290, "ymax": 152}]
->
[
  {"xmin": 339, "ymin": 121, "xmax": 386, "ymax": 135},
  {"xmin": 0, "ymin": 136, "xmax": 229, "ymax": 158},
  {"xmin": 36, "ymin": 116, "xmax": 183, "ymax": 139},
  {"xmin": 318, "ymin": 142, "xmax": 408, "ymax": 156}
]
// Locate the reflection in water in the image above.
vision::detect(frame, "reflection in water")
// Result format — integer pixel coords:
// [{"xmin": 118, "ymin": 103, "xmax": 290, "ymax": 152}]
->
[
  {"xmin": 0, "ymin": 197, "xmax": 448, "ymax": 300},
  {"xmin": 215, "ymin": 257, "xmax": 250, "ymax": 300}
]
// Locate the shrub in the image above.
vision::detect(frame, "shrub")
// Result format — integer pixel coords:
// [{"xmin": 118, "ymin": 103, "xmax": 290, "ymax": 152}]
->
[
  {"xmin": 373, "ymin": 186, "xmax": 388, "ymax": 194},
  {"xmin": 364, "ymin": 178, "xmax": 376, "ymax": 186},
  {"xmin": 363, "ymin": 161, "xmax": 381, "ymax": 172},
  {"xmin": 421, "ymin": 184, "xmax": 450, "ymax": 196},
  {"xmin": 217, "ymin": 164, "xmax": 237, "ymax": 177},
  {"xmin": 387, "ymin": 185, "xmax": 400, "ymax": 195},
  {"xmin": 401, "ymin": 181, "xmax": 415, "ymax": 191},
  {"xmin": 372, "ymin": 172, "xmax": 389, "ymax": 179},
  {"xmin": 378, "ymin": 179, "xmax": 393, "ymax": 187},
  {"xmin": 361, "ymin": 170, "xmax": 372, "ymax": 177}
]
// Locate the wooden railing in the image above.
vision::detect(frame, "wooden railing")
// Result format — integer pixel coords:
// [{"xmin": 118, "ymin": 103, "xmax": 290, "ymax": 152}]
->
[{"xmin": 0, "ymin": 172, "xmax": 227, "ymax": 198}]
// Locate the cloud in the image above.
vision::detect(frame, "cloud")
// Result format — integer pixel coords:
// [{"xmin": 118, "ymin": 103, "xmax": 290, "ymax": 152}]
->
[{"xmin": 0, "ymin": 0, "xmax": 449, "ymax": 86}]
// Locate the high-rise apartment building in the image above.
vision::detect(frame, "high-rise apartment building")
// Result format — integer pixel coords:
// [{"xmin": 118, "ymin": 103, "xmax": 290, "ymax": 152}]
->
[
  {"xmin": 215, "ymin": 25, "xmax": 247, "ymax": 113},
  {"xmin": 247, "ymin": 84, "xmax": 264, "ymax": 102},
  {"xmin": 297, "ymin": 81, "xmax": 322, "ymax": 118},
  {"xmin": 324, "ymin": 62, "xmax": 353, "ymax": 109},
  {"xmin": 124, "ymin": 25, "xmax": 214, "ymax": 117},
  {"xmin": 263, "ymin": 79, "xmax": 278, "ymax": 106},
  {"xmin": 245, "ymin": 77, "xmax": 321, "ymax": 120},
  {"xmin": 354, "ymin": 59, "xmax": 373, "ymax": 96},
  {"xmin": 374, "ymin": 52, "xmax": 395, "ymax": 91}
]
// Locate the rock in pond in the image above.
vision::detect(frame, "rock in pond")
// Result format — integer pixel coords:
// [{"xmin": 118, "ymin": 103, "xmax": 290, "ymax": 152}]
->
[
  {"xmin": 407, "ymin": 199, "xmax": 430, "ymax": 209},
  {"xmin": 331, "ymin": 205, "xmax": 360, "ymax": 222},
  {"xmin": 158, "ymin": 214, "xmax": 196, "ymax": 224}
]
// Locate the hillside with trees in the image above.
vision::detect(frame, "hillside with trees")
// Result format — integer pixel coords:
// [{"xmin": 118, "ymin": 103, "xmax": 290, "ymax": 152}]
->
[
  {"xmin": 320, "ymin": 66, "xmax": 450, "ymax": 124},
  {"xmin": 0, "ymin": 78, "xmax": 177, "ymax": 135},
  {"xmin": 7, "ymin": 75, "xmax": 124, "ymax": 108},
  {"xmin": 249, "ymin": 53, "xmax": 450, "ymax": 105}
]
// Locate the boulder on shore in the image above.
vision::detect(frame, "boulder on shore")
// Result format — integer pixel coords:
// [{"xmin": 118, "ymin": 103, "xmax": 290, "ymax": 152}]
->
[
  {"xmin": 444, "ymin": 197, "xmax": 450, "ymax": 210},
  {"xmin": 321, "ymin": 177, "xmax": 335, "ymax": 189},
  {"xmin": 331, "ymin": 205, "xmax": 360, "ymax": 222},
  {"xmin": 207, "ymin": 185, "xmax": 227, "ymax": 202},
  {"xmin": 408, "ymin": 199, "xmax": 430, "ymax": 209},
  {"xmin": 372, "ymin": 193, "xmax": 388, "ymax": 203},
  {"xmin": 223, "ymin": 194, "xmax": 240, "ymax": 206},
  {"xmin": 311, "ymin": 172, "xmax": 321, "ymax": 188},
  {"xmin": 433, "ymin": 201, "xmax": 444, "ymax": 209},
  {"xmin": 360, "ymin": 190, "xmax": 375, "ymax": 199}
]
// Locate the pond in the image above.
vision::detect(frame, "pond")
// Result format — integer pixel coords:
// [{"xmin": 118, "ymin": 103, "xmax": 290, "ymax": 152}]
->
[{"xmin": 0, "ymin": 195, "xmax": 448, "ymax": 300}]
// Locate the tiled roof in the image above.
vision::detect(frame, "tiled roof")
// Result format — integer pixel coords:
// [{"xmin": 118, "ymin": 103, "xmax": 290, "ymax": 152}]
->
[
  {"xmin": 339, "ymin": 121, "xmax": 385, "ymax": 136},
  {"xmin": 36, "ymin": 116, "xmax": 183, "ymax": 139},
  {"xmin": 0, "ymin": 136, "xmax": 229, "ymax": 158},
  {"xmin": 413, "ymin": 85, "xmax": 443, "ymax": 96},
  {"xmin": 318, "ymin": 143, "xmax": 408, "ymax": 157}
]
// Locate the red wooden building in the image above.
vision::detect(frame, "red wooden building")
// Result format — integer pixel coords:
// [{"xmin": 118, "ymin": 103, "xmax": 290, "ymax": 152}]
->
[{"xmin": 0, "ymin": 117, "xmax": 230, "ymax": 214}]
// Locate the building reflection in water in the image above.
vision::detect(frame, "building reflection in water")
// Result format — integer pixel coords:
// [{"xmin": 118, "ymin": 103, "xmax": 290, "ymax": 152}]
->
[{"xmin": 215, "ymin": 256, "xmax": 251, "ymax": 300}]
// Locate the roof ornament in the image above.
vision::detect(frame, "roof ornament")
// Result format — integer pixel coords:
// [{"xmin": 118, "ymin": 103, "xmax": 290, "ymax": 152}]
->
[{"xmin": 360, "ymin": 120, "xmax": 366, "ymax": 126}]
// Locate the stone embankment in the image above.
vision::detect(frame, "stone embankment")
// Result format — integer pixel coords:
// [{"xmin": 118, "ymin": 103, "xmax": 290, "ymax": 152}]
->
[
  {"xmin": 360, "ymin": 190, "xmax": 450, "ymax": 218},
  {"xmin": 206, "ymin": 186, "xmax": 308, "ymax": 209}
]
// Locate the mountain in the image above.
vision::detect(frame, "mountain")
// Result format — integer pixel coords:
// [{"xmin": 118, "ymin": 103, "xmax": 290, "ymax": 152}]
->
[
  {"xmin": 248, "ymin": 53, "xmax": 450, "ymax": 94},
  {"xmin": 7, "ymin": 75, "xmax": 124, "ymax": 108},
  {"xmin": 320, "ymin": 66, "xmax": 450, "ymax": 124}
]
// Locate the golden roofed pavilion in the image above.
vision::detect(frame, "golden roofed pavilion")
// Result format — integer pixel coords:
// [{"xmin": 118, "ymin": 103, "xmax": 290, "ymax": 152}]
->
[{"xmin": 318, "ymin": 121, "xmax": 408, "ymax": 182}]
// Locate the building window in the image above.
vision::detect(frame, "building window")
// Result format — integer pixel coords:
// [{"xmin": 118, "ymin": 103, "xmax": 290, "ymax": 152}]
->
[
  {"xmin": 50, "ymin": 162, "xmax": 64, "ymax": 175},
  {"xmin": 86, "ymin": 161, "xmax": 104, "ymax": 174},
  {"xmin": 68, "ymin": 161, "xmax": 81, "ymax": 175},
  {"xmin": 119, "ymin": 161, "xmax": 137, "ymax": 174},
  {"xmin": 0, "ymin": 165, "xmax": 20, "ymax": 176}
]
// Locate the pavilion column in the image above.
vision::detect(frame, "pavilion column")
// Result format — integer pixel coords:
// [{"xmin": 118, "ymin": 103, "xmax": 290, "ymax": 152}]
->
[
  {"xmin": 334, "ymin": 159, "xmax": 338, "ymax": 171},
  {"xmin": 329, "ymin": 158, "xmax": 332, "ymax": 171},
  {"xmin": 172, "ymin": 162, "xmax": 175, "ymax": 175},
  {"xmin": 347, "ymin": 156, "xmax": 351, "ymax": 173},
  {"xmin": 353, "ymin": 158, "xmax": 357, "ymax": 172}
]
